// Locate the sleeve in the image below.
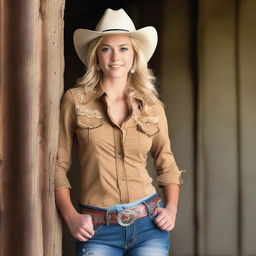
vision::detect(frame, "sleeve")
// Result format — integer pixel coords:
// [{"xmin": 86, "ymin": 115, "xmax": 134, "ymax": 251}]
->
[
  {"xmin": 150, "ymin": 103, "xmax": 185, "ymax": 186},
  {"xmin": 54, "ymin": 89, "xmax": 76, "ymax": 190}
]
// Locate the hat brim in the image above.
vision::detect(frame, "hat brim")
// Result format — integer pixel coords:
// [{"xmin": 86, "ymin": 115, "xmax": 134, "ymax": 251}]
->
[{"xmin": 73, "ymin": 26, "xmax": 158, "ymax": 66}]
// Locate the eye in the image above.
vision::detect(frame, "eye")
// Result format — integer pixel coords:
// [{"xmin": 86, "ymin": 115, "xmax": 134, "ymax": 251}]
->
[
  {"xmin": 102, "ymin": 47, "xmax": 111, "ymax": 52},
  {"xmin": 120, "ymin": 47, "xmax": 129, "ymax": 52}
]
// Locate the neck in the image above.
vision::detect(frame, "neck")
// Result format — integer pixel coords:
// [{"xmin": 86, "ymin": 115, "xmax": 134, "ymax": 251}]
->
[{"xmin": 102, "ymin": 76, "xmax": 128, "ymax": 99}]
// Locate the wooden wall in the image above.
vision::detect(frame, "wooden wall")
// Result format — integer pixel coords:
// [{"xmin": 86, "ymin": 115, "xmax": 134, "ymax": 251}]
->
[{"xmin": 0, "ymin": 0, "xmax": 65, "ymax": 255}]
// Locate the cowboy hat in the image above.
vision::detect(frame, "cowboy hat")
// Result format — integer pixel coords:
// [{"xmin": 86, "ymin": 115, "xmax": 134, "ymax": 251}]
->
[{"xmin": 73, "ymin": 8, "xmax": 158, "ymax": 66}]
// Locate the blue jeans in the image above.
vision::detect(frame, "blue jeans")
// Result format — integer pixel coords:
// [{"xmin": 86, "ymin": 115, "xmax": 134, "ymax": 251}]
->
[{"xmin": 75, "ymin": 193, "xmax": 170, "ymax": 256}]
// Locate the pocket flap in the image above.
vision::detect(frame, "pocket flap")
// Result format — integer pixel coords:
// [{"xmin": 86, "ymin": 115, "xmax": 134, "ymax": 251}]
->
[
  {"xmin": 137, "ymin": 123, "xmax": 160, "ymax": 136},
  {"xmin": 76, "ymin": 115, "xmax": 103, "ymax": 129}
]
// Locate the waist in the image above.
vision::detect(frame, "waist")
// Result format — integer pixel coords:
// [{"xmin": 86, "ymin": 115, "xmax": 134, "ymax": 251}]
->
[
  {"xmin": 79, "ymin": 186, "xmax": 157, "ymax": 208},
  {"xmin": 79, "ymin": 193, "xmax": 162, "ymax": 226}
]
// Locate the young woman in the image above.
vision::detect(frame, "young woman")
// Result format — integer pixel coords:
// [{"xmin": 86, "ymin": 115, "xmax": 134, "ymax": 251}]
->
[{"xmin": 54, "ymin": 8, "xmax": 184, "ymax": 256}]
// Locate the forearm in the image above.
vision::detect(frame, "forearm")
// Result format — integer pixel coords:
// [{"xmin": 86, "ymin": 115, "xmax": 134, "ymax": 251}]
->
[
  {"xmin": 162, "ymin": 183, "xmax": 180, "ymax": 212},
  {"xmin": 55, "ymin": 187, "xmax": 95, "ymax": 241},
  {"xmin": 154, "ymin": 183, "xmax": 180, "ymax": 231},
  {"xmin": 55, "ymin": 187, "xmax": 77, "ymax": 221}
]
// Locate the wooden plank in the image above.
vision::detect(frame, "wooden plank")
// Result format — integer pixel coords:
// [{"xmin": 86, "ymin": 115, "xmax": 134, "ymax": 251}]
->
[
  {"xmin": 0, "ymin": 0, "xmax": 65, "ymax": 255},
  {"xmin": 39, "ymin": 0, "xmax": 65, "ymax": 255}
]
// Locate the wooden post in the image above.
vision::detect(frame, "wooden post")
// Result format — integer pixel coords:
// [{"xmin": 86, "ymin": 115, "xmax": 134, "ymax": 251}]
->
[{"xmin": 0, "ymin": 0, "xmax": 65, "ymax": 255}]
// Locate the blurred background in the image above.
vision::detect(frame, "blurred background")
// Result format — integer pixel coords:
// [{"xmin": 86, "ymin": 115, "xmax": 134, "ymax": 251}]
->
[
  {"xmin": 63, "ymin": 0, "xmax": 256, "ymax": 255},
  {"xmin": 0, "ymin": 0, "xmax": 255, "ymax": 256}
]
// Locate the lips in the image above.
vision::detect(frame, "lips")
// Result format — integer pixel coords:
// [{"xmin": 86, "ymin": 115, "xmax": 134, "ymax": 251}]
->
[{"xmin": 109, "ymin": 64, "xmax": 124, "ymax": 68}]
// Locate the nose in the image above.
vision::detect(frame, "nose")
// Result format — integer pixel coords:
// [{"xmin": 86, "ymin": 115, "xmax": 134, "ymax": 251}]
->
[{"xmin": 111, "ymin": 49, "xmax": 120, "ymax": 62}]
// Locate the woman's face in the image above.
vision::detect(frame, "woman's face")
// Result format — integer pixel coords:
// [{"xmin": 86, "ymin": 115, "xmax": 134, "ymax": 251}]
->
[{"xmin": 97, "ymin": 34, "xmax": 134, "ymax": 80}]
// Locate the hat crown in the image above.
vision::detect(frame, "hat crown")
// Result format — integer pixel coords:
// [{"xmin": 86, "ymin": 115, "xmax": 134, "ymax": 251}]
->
[{"xmin": 95, "ymin": 9, "xmax": 136, "ymax": 32}]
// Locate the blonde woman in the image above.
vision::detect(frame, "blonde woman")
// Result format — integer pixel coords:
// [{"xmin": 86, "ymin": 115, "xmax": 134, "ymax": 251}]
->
[{"xmin": 55, "ymin": 8, "xmax": 184, "ymax": 256}]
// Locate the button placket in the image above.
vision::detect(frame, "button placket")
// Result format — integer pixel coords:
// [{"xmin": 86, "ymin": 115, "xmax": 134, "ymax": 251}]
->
[{"xmin": 113, "ymin": 127, "xmax": 129, "ymax": 203}]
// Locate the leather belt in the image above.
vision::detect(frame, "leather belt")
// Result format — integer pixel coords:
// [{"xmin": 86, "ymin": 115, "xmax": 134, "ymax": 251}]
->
[{"xmin": 80, "ymin": 196, "xmax": 161, "ymax": 227}]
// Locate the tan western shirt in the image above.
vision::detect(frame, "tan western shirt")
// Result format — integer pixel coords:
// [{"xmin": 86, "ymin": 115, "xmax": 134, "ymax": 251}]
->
[{"xmin": 54, "ymin": 85, "xmax": 184, "ymax": 207}]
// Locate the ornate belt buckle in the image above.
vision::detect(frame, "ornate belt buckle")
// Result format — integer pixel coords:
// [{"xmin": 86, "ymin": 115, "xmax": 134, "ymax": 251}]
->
[{"xmin": 116, "ymin": 209, "xmax": 138, "ymax": 227}]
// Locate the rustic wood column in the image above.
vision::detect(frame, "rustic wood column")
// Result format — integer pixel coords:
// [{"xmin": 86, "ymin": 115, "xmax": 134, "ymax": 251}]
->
[{"xmin": 0, "ymin": 0, "xmax": 65, "ymax": 255}]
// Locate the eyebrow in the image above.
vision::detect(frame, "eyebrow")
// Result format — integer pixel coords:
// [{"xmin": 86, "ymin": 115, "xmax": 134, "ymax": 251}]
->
[{"xmin": 101, "ymin": 43, "xmax": 130, "ymax": 47}]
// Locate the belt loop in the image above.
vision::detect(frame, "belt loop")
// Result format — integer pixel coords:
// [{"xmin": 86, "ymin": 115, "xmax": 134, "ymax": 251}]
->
[
  {"xmin": 106, "ymin": 210, "xmax": 110, "ymax": 226},
  {"xmin": 142, "ymin": 201, "xmax": 153, "ymax": 218}
]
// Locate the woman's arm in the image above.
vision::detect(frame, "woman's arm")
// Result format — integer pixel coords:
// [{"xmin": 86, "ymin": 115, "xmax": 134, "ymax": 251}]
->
[
  {"xmin": 54, "ymin": 90, "xmax": 94, "ymax": 241},
  {"xmin": 55, "ymin": 188, "xmax": 95, "ymax": 241},
  {"xmin": 154, "ymin": 184, "xmax": 180, "ymax": 231},
  {"xmin": 162, "ymin": 183, "xmax": 180, "ymax": 212},
  {"xmin": 149, "ymin": 103, "xmax": 183, "ymax": 231}
]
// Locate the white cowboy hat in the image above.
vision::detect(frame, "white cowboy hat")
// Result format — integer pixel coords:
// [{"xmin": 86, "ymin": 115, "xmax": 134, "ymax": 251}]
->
[{"xmin": 73, "ymin": 8, "xmax": 158, "ymax": 66}]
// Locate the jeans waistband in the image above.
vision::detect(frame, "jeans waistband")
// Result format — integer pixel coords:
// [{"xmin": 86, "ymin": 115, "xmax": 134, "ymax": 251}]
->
[{"xmin": 79, "ymin": 193, "xmax": 160, "ymax": 212}]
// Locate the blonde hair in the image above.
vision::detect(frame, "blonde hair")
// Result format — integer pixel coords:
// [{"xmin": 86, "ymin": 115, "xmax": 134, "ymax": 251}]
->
[{"xmin": 75, "ymin": 35, "xmax": 163, "ymax": 124}]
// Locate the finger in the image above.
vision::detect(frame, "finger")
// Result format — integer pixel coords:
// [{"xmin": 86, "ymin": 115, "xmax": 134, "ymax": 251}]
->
[
  {"xmin": 156, "ymin": 217, "xmax": 169, "ymax": 227},
  {"xmin": 76, "ymin": 233, "xmax": 88, "ymax": 242},
  {"xmin": 160, "ymin": 222, "xmax": 173, "ymax": 231},
  {"xmin": 154, "ymin": 207, "xmax": 162, "ymax": 216},
  {"xmin": 83, "ymin": 214, "xmax": 94, "ymax": 229},
  {"xmin": 82, "ymin": 224, "xmax": 95, "ymax": 236},
  {"xmin": 87, "ymin": 215, "xmax": 94, "ymax": 229},
  {"xmin": 80, "ymin": 215, "xmax": 95, "ymax": 235},
  {"xmin": 165, "ymin": 224, "xmax": 175, "ymax": 231},
  {"xmin": 79, "ymin": 228, "xmax": 94, "ymax": 239},
  {"xmin": 154, "ymin": 207, "xmax": 165, "ymax": 217},
  {"xmin": 154, "ymin": 211, "xmax": 167, "ymax": 223}
]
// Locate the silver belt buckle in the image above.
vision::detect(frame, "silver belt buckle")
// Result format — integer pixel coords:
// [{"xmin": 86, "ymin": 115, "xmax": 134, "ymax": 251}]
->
[{"xmin": 116, "ymin": 209, "xmax": 138, "ymax": 227}]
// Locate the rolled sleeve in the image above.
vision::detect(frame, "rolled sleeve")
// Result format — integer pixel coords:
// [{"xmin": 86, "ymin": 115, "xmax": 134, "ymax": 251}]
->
[
  {"xmin": 150, "ymin": 103, "xmax": 185, "ymax": 186},
  {"xmin": 54, "ymin": 89, "xmax": 76, "ymax": 190}
]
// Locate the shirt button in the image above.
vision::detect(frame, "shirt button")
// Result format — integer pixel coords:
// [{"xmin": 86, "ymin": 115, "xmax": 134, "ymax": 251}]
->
[{"xmin": 118, "ymin": 151, "xmax": 124, "ymax": 158}]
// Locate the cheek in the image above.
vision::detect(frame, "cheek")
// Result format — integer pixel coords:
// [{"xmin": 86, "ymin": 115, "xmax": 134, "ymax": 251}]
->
[
  {"xmin": 97, "ymin": 55, "xmax": 105, "ymax": 67},
  {"xmin": 97, "ymin": 52, "xmax": 107, "ymax": 67},
  {"xmin": 98, "ymin": 58, "xmax": 110, "ymax": 72},
  {"xmin": 125, "ymin": 53, "xmax": 134, "ymax": 68}
]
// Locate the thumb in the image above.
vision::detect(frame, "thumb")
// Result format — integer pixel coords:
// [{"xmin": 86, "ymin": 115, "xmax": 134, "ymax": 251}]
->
[
  {"xmin": 154, "ymin": 207, "xmax": 161, "ymax": 216},
  {"xmin": 83, "ymin": 214, "xmax": 93, "ymax": 228}
]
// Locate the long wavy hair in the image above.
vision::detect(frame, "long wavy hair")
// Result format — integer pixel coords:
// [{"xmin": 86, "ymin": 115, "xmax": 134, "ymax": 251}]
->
[{"xmin": 75, "ymin": 35, "xmax": 163, "ymax": 124}]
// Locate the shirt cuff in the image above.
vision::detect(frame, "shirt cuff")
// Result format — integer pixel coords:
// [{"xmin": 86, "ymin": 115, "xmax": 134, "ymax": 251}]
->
[
  {"xmin": 156, "ymin": 169, "xmax": 187, "ymax": 186},
  {"xmin": 54, "ymin": 172, "xmax": 72, "ymax": 190}
]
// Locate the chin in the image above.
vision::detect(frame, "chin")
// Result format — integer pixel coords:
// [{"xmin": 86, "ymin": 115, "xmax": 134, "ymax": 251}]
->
[{"xmin": 106, "ymin": 72, "xmax": 129, "ymax": 79}]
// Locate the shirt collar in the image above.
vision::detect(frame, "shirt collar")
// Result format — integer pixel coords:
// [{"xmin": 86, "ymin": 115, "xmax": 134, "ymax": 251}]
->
[{"xmin": 81, "ymin": 83, "xmax": 144, "ymax": 106}]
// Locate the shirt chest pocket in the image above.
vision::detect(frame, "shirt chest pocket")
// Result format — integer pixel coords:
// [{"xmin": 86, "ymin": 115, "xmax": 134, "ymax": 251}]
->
[
  {"xmin": 137, "ymin": 122, "xmax": 160, "ymax": 153},
  {"xmin": 76, "ymin": 115, "xmax": 104, "ymax": 144},
  {"xmin": 77, "ymin": 115, "xmax": 103, "ymax": 129}
]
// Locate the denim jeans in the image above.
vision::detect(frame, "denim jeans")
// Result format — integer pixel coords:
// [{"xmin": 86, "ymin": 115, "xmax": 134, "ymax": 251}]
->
[{"xmin": 75, "ymin": 193, "xmax": 170, "ymax": 256}]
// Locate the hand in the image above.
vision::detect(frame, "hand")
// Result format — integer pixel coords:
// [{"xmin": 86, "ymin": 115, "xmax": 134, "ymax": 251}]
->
[
  {"xmin": 154, "ymin": 207, "xmax": 177, "ymax": 231},
  {"xmin": 65, "ymin": 211, "xmax": 95, "ymax": 242}
]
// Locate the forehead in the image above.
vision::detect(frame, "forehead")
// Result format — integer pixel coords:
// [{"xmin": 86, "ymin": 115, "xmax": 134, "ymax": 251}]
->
[{"xmin": 99, "ymin": 34, "xmax": 132, "ymax": 46}]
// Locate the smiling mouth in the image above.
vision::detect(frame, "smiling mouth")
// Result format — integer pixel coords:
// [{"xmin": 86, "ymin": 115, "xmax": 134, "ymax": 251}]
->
[{"xmin": 109, "ymin": 64, "xmax": 124, "ymax": 68}]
